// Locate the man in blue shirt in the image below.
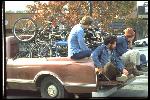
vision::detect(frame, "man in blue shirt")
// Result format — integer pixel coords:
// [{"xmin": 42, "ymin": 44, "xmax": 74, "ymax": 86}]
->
[
  {"xmin": 116, "ymin": 28, "xmax": 143, "ymax": 75},
  {"xmin": 68, "ymin": 16, "xmax": 93, "ymax": 60},
  {"xmin": 91, "ymin": 35, "xmax": 129, "ymax": 81}
]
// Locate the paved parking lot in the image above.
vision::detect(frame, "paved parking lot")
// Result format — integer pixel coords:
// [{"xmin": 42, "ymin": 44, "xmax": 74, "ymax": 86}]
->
[{"xmin": 109, "ymin": 71, "xmax": 148, "ymax": 97}]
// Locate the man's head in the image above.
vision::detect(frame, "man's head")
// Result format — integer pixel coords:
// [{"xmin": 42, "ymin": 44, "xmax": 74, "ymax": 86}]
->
[
  {"xmin": 80, "ymin": 16, "xmax": 94, "ymax": 28},
  {"xmin": 124, "ymin": 28, "xmax": 135, "ymax": 41},
  {"xmin": 104, "ymin": 35, "xmax": 117, "ymax": 50}
]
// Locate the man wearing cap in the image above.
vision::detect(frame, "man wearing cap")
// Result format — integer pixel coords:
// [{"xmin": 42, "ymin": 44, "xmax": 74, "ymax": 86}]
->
[
  {"xmin": 115, "ymin": 28, "xmax": 143, "ymax": 76},
  {"xmin": 68, "ymin": 15, "xmax": 94, "ymax": 60}
]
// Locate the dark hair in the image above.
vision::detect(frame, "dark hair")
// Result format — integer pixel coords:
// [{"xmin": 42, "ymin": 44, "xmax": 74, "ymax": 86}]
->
[
  {"xmin": 133, "ymin": 29, "xmax": 136, "ymax": 33},
  {"xmin": 104, "ymin": 35, "xmax": 117, "ymax": 45}
]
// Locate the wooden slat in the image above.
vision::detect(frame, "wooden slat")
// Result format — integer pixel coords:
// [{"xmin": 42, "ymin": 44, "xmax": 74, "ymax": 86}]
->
[{"xmin": 98, "ymin": 76, "xmax": 136, "ymax": 86}]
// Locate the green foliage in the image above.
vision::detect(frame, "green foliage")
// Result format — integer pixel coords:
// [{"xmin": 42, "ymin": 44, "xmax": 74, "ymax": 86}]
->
[{"xmin": 125, "ymin": 18, "xmax": 148, "ymax": 39}]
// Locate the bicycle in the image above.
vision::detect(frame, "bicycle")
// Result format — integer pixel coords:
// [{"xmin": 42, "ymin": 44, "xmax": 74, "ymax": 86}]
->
[
  {"xmin": 12, "ymin": 17, "xmax": 56, "ymax": 58},
  {"xmin": 12, "ymin": 17, "xmax": 68, "ymax": 59}
]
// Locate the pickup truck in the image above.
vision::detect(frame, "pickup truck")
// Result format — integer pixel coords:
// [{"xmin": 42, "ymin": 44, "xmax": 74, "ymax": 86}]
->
[{"xmin": 6, "ymin": 36, "xmax": 136, "ymax": 98}]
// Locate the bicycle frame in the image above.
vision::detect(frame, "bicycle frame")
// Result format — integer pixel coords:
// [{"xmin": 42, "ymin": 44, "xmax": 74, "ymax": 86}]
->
[{"xmin": 13, "ymin": 17, "xmax": 68, "ymax": 58}]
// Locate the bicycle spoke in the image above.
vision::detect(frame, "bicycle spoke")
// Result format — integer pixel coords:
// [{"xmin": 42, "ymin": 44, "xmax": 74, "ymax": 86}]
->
[
  {"xmin": 13, "ymin": 17, "xmax": 70, "ymax": 58},
  {"xmin": 13, "ymin": 18, "xmax": 37, "ymax": 42}
]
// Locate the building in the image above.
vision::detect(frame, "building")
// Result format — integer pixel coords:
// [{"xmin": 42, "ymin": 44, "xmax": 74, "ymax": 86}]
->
[
  {"xmin": 5, "ymin": 13, "xmax": 34, "ymax": 32},
  {"xmin": 110, "ymin": 1, "xmax": 148, "ymax": 39}
]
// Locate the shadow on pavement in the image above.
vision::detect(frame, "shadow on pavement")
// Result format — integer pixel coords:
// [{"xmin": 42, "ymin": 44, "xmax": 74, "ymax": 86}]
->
[{"xmin": 109, "ymin": 89, "xmax": 148, "ymax": 97}]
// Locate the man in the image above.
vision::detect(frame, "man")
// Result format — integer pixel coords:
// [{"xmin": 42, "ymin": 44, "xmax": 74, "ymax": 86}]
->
[
  {"xmin": 133, "ymin": 29, "xmax": 148, "ymax": 72},
  {"xmin": 115, "ymin": 28, "xmax": 143, "ymax": 75},
  {"xmin": 91, "ymin": 35, "xmax": 131, "ymax": 81},
  {"xmin": 68, "ymin": 16, "xmax": 93, "ymax": 60},
  {"xmin": 136, "ymin": 54, "xmax": 148, "ymax": 72}
]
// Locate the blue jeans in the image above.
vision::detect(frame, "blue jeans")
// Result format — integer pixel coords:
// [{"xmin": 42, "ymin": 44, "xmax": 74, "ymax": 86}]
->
[
  {"xmin": 71, "ymin": 50, "xmax": 92, "ymax": 60},
  {"xmin": 140, "ymin": 54, "xmax": 147, "ymax": 65}
]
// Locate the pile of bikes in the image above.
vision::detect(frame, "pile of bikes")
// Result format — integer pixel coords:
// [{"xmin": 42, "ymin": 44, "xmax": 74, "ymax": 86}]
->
[{"xmin": 12, "ymin": 17, "xmax": 109, "ymax": 59}]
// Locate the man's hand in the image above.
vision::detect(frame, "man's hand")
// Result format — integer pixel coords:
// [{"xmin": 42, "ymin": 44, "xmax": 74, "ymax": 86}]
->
[
  {"xmin": 128, "ymin": 41, "xmax": 133, "ymax": 49},
  {"xmin": 95, "ymin": 67, "xmax": 104, "ymax": 74},
  {"xmin": 123, "ymin": 68, "xmax": 129, "ymax": 76}
]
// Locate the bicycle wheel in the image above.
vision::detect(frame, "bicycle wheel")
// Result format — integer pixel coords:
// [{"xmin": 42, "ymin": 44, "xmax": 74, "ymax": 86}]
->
[
  {"xmin": 13, "ymin": 17, "xmax": 37, "ymax": 42},
  {"xmin": 31, "ymin": 41, "xmax": 53, "ymax": 58},
  {"xmin": 13, "ymin": 42, "xmax": 32, "ymax": 59},
  {"xmin": 13, "ymin": 51, "xmax": 31, "ymax": 60}
]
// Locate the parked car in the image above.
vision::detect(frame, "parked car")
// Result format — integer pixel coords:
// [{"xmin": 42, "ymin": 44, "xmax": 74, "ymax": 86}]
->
[
  {"xmin": 6, "ymin": 36, "xmax": 136, "ymax": 98},
  {"xmin": 134, "ymin": 38, "xmax": 148, "ymax": 47}
]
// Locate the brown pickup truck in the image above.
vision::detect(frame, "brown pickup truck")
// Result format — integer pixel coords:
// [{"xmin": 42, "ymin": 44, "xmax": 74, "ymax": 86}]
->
[{"xmin": 6, "ymin": 36, "xmax": 136, "ymax": 98}]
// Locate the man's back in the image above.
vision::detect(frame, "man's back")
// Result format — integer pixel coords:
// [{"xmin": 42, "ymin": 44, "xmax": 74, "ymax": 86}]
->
[
  {"xmin": 116, "ymin": 35, "xmax": 128, "ymax": 57},
  {"xmin": 91, "ymin": 44, "xmax": 111, "ymax": 67},
  {"xmin": 68, "ymin": 24, "xmax": 89, "ymax": 57},
  {"xmin": 67, "ymin": 15, "xmax": 93, "ymax": 60}
]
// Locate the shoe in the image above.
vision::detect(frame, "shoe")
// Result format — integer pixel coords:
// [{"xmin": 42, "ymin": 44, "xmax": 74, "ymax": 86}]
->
[
  {"xmin": 139, "ymin": 64, "xmax": 148, "ymax": 72},
  {"xmin": 127, "ymin": 74, "xmax": 135, "ymax": 79},
  {"xmin": 136, "ymin": 65, "xmax": 142, "ymax": 70},
  {"xmin": 116, "ymin": 74, "xmax": 128, "ymax": 82},
  {"xmin": 140, "ymin": 67, "xmax": 148, "ymax": 72},
  {"xmin": 142, "ymin": 64, "xmax": 148, "ymax": 67},
  {"xmin": 133, "ymin": 70, "xmax": 144, "ymax": 76}
]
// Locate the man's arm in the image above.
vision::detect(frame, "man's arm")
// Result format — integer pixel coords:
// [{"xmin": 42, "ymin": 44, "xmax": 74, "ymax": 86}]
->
[
  {"xmin": 77, "ymin": 30, "xmax": 90, "ymax": 51},
  {"xmin": 113, "ymin": 51, "xmax": 129, "ymax": 75},
  {"xmin": 116, "ymin": 58, "xmax": 124, "ymax": 72},
  {"xmin": 91, "ymin": 46, "xmax": 103, "ymax": 68},
  {"xmin": 113, "ymin": 50, "xmax": 125, "ymax": 71},
  {"xmin": 117, "ymin": 36, "xmax": 124, "ymax": 44},
  {"xmin": 128, "ymin": 41, "xmax": 133, "ymax": 49}
]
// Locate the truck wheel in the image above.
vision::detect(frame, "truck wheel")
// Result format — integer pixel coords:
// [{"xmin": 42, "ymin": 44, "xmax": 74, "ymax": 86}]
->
[{"xmin": 40, "ymin": 76, "xmax": 65, "ymax": 98}]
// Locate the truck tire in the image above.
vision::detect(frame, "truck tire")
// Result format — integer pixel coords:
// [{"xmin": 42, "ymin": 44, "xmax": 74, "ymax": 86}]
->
[{"xmin": 40, "ymin": 76, "xmax": 65, "ymax": 98}]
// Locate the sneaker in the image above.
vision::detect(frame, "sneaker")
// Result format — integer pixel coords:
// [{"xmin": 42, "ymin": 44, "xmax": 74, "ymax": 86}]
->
[
  {"xmin": 136, "ymin": 65, "xmax": 142, "ymax": 70},
  {"xmin": 142, "ymin": 64, "xmax": 148, "ymax": 67},
  {"xmin": 127, "ymin": 74, "xmax": 135, "ymax": 79},
  {"xmin": 140, "ymin": 67, "xmax": 148, "ymax": 72},
  {"xmin": 133, "ymin": 70, "xmax": 144, "ymax": 76},
  {"xmin": 116, "ymin": 74, "xmax": 128, "ymax": 82}
]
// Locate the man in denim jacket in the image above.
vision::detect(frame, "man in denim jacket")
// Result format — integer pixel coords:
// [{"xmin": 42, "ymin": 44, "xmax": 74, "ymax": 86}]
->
[
  {"xmin": 116, "ymin": 28, "xmax": 143, "ymax": 75},
  {"xmin": 68, "ymin": 16, "xmax": 93, "ymax": 60},
  {"xmin": 91, "ymin": 35, "xmax": 129, "ymax": 81}
]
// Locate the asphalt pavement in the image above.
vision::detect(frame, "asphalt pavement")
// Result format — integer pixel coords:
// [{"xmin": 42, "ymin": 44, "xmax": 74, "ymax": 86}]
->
[
  {"xmin": 109, "ymin": 71, "xmax": 148, "ymax": 97},
  {"xmin": 133, "ymin": 46, "xmax": 148, "ymax": 61}
]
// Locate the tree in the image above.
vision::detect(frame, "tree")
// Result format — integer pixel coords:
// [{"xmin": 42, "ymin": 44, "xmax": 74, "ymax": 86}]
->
[
  {"xmin": 125, "ymin": 18, "xmax": 148, "ymax": 39},
  {"xmin": 5, "ymin": 10, "xmax": 15, "ymax": 13},
  {"xmin": 16, "ymin": 10, "xmax": 28, "ymax": 13},
  {"xmin": 26, "ymin": 1, "xmax": 136, "ymax": 32},
  {"xmin": 26, "ymin": 1, "xmax": 67, "ymax": 26}
]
